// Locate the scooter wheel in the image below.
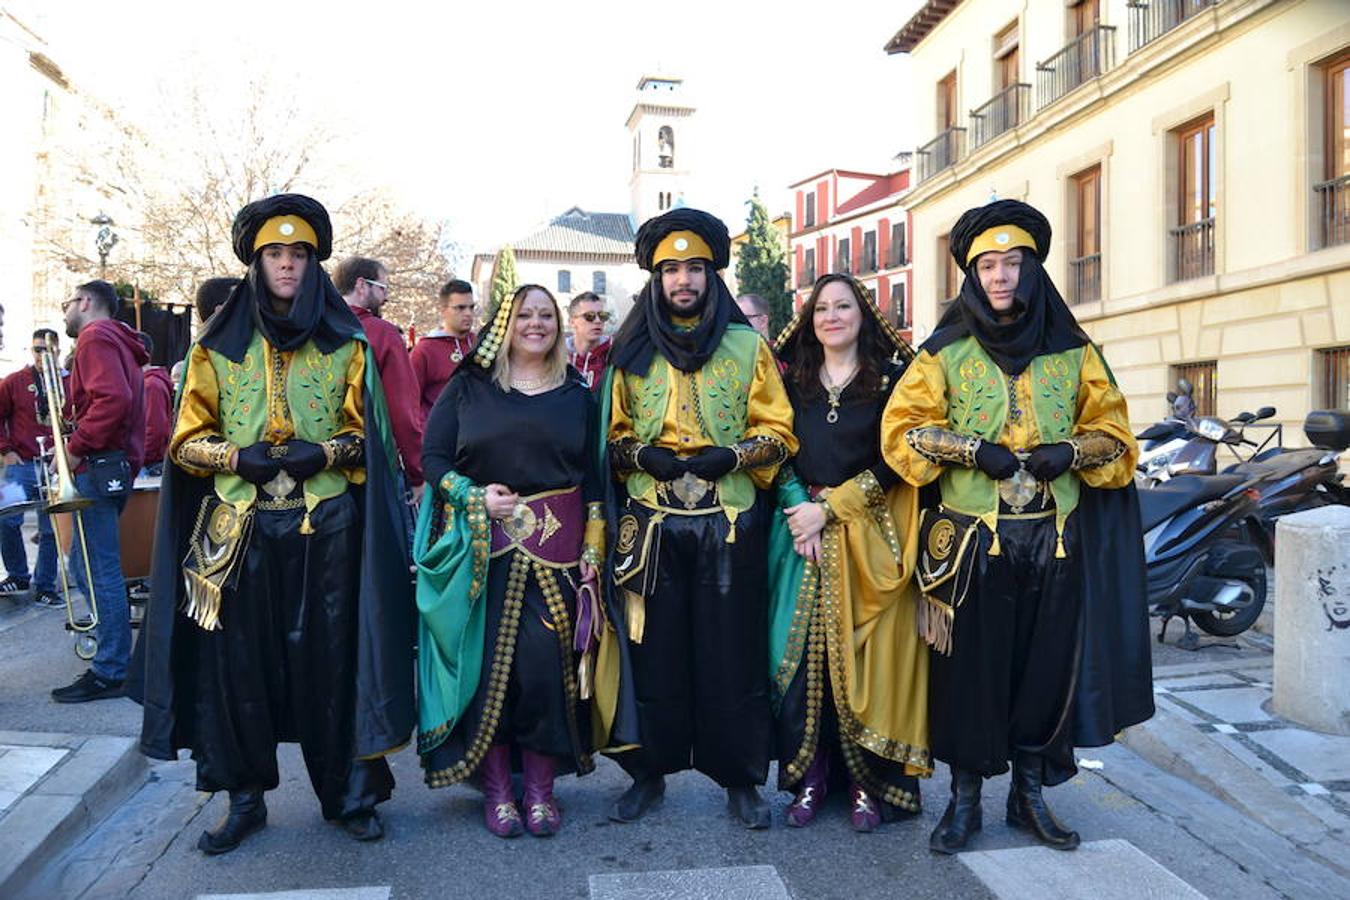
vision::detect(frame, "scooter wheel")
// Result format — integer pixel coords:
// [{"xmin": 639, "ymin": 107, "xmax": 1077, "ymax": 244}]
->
[{"xmin": 1194, "ymin": 575, "xmax": 1267, "ymax": 637}]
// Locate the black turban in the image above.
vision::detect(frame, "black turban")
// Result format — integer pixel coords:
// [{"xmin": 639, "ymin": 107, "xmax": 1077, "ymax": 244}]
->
[
  {"xmin": 230, "ymin": 193, "xmax": 334, "ymax": 264},
  {"xmin": 634, "ymin": 208, "xmax": 731, "ymax": 272},
  {"xmin": 199, "ymin": 194, "xmax": 360, "ymax": 362},
  {"xmin": 612, "ymin": 207, "xmax": 748, "ymax": 374},
  {"xmin": 925, "ymin": 198, "xmax": 1088, "ymax": 376}
]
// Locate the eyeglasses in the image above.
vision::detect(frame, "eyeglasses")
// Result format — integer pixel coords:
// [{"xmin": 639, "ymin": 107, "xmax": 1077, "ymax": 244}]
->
[
  {"xmin": 576, "ymin": 311, "xmax": 611, "ymax": 323},
  {"xmin": 61, "ymin": 297, "xmax": 82, "ymax": 312},
  {"xmin": 362, "ymin": 278, "xmax": 388, "ymax": 292}
]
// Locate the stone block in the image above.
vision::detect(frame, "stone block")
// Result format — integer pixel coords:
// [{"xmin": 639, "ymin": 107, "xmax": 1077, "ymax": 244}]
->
[
  {"xmin": 1278, "ymin": 278, "xmax": 1329, "ymax": 312},
  {"xmin": 959, "ymin": 839, "xmax": 1206, "ymax": 899},
  {"xmin": 1217, "ymin": 351, "xmax": 1307, "ymax": 389},
  {"xmin": 1273, "ymin": 506, "xmax": 1350, "ymax": 735},
  {"xmin": 1221, "ymin": 316, "xmax": 1304, "ymax": 355},
  {"xmin": 1203, "ymin": 285, "xmax": 1279, "ymax": 325},
  {"xmin": 37, "ymin": 736, "xmax": 145, "ymax": 827},
  {"xmin": 0, "ymin": 794, "xmax": 84, "ymax": 897},
  {"xmin": 589, "ymin": 866, "xmax": 789, "ymax": 900}
]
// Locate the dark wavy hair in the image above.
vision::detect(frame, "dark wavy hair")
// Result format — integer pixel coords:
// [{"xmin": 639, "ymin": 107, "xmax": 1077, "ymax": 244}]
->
[{"xmin": 786, "ymin": 273, "xmax": 888, "ymax": 401}]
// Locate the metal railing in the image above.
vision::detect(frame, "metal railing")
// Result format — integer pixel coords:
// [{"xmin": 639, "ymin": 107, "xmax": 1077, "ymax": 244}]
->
[
  {"xmin": 861, "ymin": 246, "xmax": 877, "ymax": 274},
  {"xmin": 1127, "ymin": 0, "xmax": 1217, "ymax": 53},
  {"xmin": 1036, "ymin": 25, "xmax": 1116, "ymax": 110},
  {"xmin": 1170, "ymin": 217, "xmax": 1215, "ymax": 282},
  {"xmin": 917, "ymin": 127, "xmax": 967, "ymax": 183},
  {"xmin": 798, "ymin": 263, "xmax": 816, "ymax": 288},
  {"xmin": 1069, "ymin": 253, "xmax": 1101, "ymax": 304},
  {"xmin": 1314, "ymin": 174, "xmax": 1350, "ymax": 250},
  {"xmin": 970, "ymin": 83, "xmax": 1031, "ymax": 150},
  {"xmin": 836, "ymin": 250, "xmax": 852, "ymax": 274},
  {"xmin": 887, "ymin": 240, "xmax": 907, "ymax": 269}
]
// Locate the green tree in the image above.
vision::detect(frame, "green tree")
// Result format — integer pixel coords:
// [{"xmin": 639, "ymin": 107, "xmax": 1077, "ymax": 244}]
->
[
  {"xmin": 490, "ymin": 245, "xmax": 519, "ymax": 315},
  {"xmin": 734, "ymin": 190, "xmax": 793, "ymax": 338}
]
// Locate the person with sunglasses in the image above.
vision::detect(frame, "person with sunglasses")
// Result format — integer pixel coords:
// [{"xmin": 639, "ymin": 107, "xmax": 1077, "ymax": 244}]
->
[
  {"xmin": 566, "ymin": 292, "xmax": 612, "ymax": 391},
  {"xmin": 411, "ymin": 279, "xmax": 478, "ymax": 420}
]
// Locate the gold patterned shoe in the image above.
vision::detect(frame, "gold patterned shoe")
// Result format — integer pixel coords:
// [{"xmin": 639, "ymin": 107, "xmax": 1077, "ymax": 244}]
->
[
  {"xmin": 526, "ymin": 800, "xmax": 561, "ymax": 836},
  {"xmin": 485, "ymin": 801, "xmax": 523, "ymax": 838}
]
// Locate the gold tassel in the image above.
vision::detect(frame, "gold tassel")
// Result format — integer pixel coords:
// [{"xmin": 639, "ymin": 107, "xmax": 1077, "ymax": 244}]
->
[
  {"xmin": 300, "ymin": 512, "xmax": 314, "ymax": 535},
  {"xmin": 724, "ymin": 508, "xmax": 738, "ymax": 544},
  {"xmin": 1055, "ymin": 532, "xmax": 1066, "ymax": 559},
  {"xmin": 988, "ymin": 529, "xmax": 1001, "ymax": 556},
  {"xmin": 181, "ymin": 570, "xmax": 223, "ymax": 632},
  {"xmin": 624, "ymin": 588, "xmax": 646, "ymax": 644},
  {"xmin": 919, "ymin": 594, "xmax": 955, "ymax": 656},
  {"xmin": 578, "ymin": 655, "xmax": 593, "ymax": 700}
]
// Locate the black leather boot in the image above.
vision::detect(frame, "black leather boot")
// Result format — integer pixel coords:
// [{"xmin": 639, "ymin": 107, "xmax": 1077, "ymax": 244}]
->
[
  {"xmin": 929, "ymin": 767, "xmax": 982, "ymax": 854},
  {"xmin": 726, "ymin": 785, "xmax": 770, "ymax": 830},
  {"xmin": 197, "ymin": 788, "xmax": 267, "ymax": 855},
  {"xmin": 1007, "ymin": 752, "xmax": 1080, "ymax": 850},
  {"xmin": 609, "ymin": 774, "xmax": 665, "ymax": 823}
]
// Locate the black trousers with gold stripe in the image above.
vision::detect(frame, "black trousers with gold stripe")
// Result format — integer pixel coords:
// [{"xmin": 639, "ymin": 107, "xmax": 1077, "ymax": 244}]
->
[{"xmin": 616, "ymin": 499, "xmax": 772, "ymax": 788}]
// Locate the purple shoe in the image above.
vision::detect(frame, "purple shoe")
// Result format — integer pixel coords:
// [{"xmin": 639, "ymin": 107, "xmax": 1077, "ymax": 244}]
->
[
  {"xmin": 480, "ymin": 744, "xmax": 523, "ymax": 838},
  {"xmin": 522, "ymin": 749, "xmax": 562, "ymax": 836},
  {"xmin": 786, "ymin": 746, "xmax": 828, "ymax": 828},
  {"xmin": 849, "ymin": 784, "xmax": 881, "ymax": 833}
]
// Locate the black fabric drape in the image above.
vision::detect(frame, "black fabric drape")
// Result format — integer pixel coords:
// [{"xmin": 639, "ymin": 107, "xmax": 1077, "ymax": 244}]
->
[{"xmin": 115, "ymin": 302, "xmax": 192, "ymax": 366}]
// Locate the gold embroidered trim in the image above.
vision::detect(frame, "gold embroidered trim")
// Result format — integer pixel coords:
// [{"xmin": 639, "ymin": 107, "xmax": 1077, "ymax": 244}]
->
[
  {"xmin": 732, "ymin": 435, "xmax": 789, "ymax": 470},
  {"xmin": 906, "ymin": 426, "xmax": 978, "ymax": 468},
  {"xmin": 609, "ymin": 437, "xmax": 643, "ymax": 477},
  {"xmin": 773, "ymin": 560, "xmax": 819, "ymax": 703},
  {"xmin": 321, "ymin": 435, "xmax": 365, "ymax": 469},
  {"xmin": 856, "ymin": 469, "xmax": 886, "ymax": 511},
  {"xmin": 176, "ymin": 435, "xmax": 236, "ymax": 472},
  {"xmin": 1069, "ymin": 431, "xmax": 1126, "ymax": 470},
  {"xmin": 536, "ymin": 563, "xmax": 595, "ymax": 775}
]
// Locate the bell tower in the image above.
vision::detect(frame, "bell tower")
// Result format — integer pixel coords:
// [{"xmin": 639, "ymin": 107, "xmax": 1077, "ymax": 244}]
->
[{"xmin": 627, "ymin": 75, "xmax": 695, "ymax": 229}]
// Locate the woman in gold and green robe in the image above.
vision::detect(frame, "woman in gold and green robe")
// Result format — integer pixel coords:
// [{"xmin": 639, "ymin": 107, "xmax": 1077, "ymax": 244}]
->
[{"xmin": 768, "ymin": 273, "xmax": 930, "ymax": 832}]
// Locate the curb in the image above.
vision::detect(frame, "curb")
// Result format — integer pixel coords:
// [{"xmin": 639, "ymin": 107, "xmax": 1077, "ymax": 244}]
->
[
  {"xmin": 0, "ymin": 732, "xmax": 148, "ymax": 897},
  {"xmin": 1118, "ymin": 705, "xmax": 1350, "ymax": 878}
]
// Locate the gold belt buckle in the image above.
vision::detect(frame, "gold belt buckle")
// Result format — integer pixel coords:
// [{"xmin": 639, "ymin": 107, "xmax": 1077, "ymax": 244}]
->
[
  {"xmin": 670, "ymin": 472, "xmax": 710, "ymax": 510},
  {"xmin": 262, "ymin": 469, "xmax": 297, "ymax": 500},
  {"xmin": 502, "ymin": 501, "xmax": 539, "ymax": 542}
]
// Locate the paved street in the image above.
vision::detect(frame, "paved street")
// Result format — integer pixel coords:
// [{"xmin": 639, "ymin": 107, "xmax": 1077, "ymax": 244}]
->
[{"xmin": 2, "ymin": 591, "xmax": 1348, "ymax": 900}]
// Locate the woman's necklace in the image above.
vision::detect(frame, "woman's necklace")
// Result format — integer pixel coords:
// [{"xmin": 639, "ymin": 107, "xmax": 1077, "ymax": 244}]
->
[
  {"xmin": 822, "ymin": 363, "xmax": 860, "ymax": 424},
  {"xmin": 511, "ymin": 371, "xmax": 560, "ymax": 393}
]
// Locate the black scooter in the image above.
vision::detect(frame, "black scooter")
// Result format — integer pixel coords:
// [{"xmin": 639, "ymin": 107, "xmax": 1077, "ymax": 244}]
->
[{"xmin": 1137, "ymin": 472, "xmax": 1267, "ymax": 649}]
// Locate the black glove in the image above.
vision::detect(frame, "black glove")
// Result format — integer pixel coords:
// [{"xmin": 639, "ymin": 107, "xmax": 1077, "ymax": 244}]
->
[
  {"xmin": 637, "ymin": 446, "xmax": 687, "ymax": 482},
  {"xmin": 1024, "ymin": 442, "xmax": 1075, "ymax": 482},
  {"xmin": 234, "ymin": 441, "xmax": 283, "ymax": 486},
  {"xmin": 684, "ymin": 446, "xmax": 738, "ymax": 482},
  {"xmin": 278, "ymin": 440, "xmax": 327, "ymax": 482},
  {"xmin": 973, "ymin": 441, "xmax": 1020, "ymax": 481}
]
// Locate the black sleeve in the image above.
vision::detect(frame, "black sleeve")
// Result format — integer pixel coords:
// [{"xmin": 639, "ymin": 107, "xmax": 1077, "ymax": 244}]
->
[
  {"xmin": 421, "ymin": 375, "xmax": 463, "ymax": 494},
  {"xmin": 867, "ymin": 461, "xmax": 901, "ymax": 492},
  {"xmin": 866, "ymin": 362, "xmax": 908, "ymax": 492},
  {"xmin": 582, "ymin": 387, "xmax": 603, "ymax": 504}
]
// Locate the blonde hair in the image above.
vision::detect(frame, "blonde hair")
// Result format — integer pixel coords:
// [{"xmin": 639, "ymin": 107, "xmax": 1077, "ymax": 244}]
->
[{"xmin": 490, "ymin": 284, "xmax": 567, "ymax": 392}]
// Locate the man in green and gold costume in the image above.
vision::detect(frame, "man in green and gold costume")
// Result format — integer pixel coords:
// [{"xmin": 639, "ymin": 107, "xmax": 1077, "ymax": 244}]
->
[
  {"xmin": 129, "ymin": 194, "xmax": 414, "ymax": 855},
  {"xmin": 883, "ymin": 199, "xmax": 1153, "ymax": 855},
  {"xmin": 601, "ymin": 208, "xmax": 796, "ymax": 828}
]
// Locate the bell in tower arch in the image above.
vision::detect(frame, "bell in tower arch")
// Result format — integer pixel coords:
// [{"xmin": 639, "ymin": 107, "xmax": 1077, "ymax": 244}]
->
[{"xmin": 657, "ymin": 126, "xmax": 674, "ymax": 169}]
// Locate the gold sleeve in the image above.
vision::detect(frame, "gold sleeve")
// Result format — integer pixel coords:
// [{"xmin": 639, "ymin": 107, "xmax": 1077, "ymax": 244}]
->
[
  {"xmin": 170, "ymin": 344, "xmax": 234, "ymax": 478},
  {"xmin": 337, "ymin": 343, "xmax": 366, "ymax": 439},
  {"xmin": 1073, "ymin": 344, "xmax": 1138, "ymax": 489},
  {"xmin": 607, "ymin": 369, "xmax": 637, "ymax": 444},
  {"xmin": 881, "ymin": 350, "xmax": 951, "ymax": 487},
  {"xmin": 741, "ymin": 339, "xmax": 798, "ymax": 489}
]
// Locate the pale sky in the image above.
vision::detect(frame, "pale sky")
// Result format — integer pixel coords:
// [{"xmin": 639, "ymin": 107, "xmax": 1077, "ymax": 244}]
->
[{"xmin": 16, "ymin": 0, "xmax": 923, "ymax": 255}]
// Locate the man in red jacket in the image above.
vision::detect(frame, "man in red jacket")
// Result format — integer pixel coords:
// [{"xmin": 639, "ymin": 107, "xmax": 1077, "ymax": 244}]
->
[
  {"xmin": 51, "ymin": 280, "xmax": 148, "ymax": 703},
  {"xmin": 0, "ymin": 329, "xmax": 67, "ymax": 605},
  {"xmin": 566, "ymin": 291, "xmax": 612, "ymax": 391},
  {"xmin": 409, "ymin": 278, "xmax": 476, "ymax": 419},
  {"xmin": 334, "ymin": 257, "xmax": 424, "ymax": 496},
  {"xmin": 136, "ymin": 332, "xmax": 174, "ymax": 476}
]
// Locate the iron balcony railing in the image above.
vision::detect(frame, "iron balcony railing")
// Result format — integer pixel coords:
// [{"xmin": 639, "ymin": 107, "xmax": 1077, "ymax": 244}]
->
[
  {"xmin": 1171, "ymin": 217, "xmax": 1215, "ymax": 282},
  {"xmin": 1314, "ymin": 174, "xmax": 1350, "ymax": 250},
  {"xmin": 836, "ymin": 250, "xmax": 852, "ymax": 274},
  {"xmin": 1036, "ymin": 25, "xmax": 1116, "ymax": 110},
  {"xmin": 917, "ymin": 127, "xmax": 967, "ymax": 183},
  {"xmin": 970, "ymin": 83, "xmax": 1031, "ymax": 150},
  {"xmin": 887, "ymin": 239, "xmax": 907, "ymax": 269},
  {"xmin": 1126, "ymin": 0, "xmax": 1218, "ymax": 53},
  {"xmin": 861, "ymin": 247, "xmax": 877, "ymax": 274},
  {"xmin": 1069, "ymin": 253, "xmax": 1102, "ymax": 304}
]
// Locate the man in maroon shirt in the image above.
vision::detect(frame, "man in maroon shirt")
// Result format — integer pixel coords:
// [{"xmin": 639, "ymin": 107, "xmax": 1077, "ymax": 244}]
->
[
  {"xmin": 0, "ymin": 329, "xmax": 67, "ymax": 604},
  {"xmin": 409, "ymin": 278, "xmax": 476, "ymax": 419},
  {"xmin": 334, "ymin": 257, "xmax": 424, "ymax": 496},
  {"xmin": 136, "ymin": 332, "xmax": 174, "ymax": 475},
  {"xmin": 51, "ymin": 280, "xmax": 148, "ymax": 703},
  {"xmin": 565, "ymin": 291, "xmax": 612, "ymax": 391}
]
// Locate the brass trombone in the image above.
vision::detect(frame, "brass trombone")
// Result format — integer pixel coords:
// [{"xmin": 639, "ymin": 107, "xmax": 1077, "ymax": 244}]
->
[{"xmin": 34, "ymin": 334, "xmax": 99, "ymax": 660}]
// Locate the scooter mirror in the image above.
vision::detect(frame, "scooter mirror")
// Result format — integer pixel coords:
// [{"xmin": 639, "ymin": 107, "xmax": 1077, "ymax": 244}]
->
[
  {"xmin": 1234, "ymin": 411, "xmax": 1255, "ymax": 423},
  {"xmin": 1254, "ymin": 406, "xmax": 1276, "ymax": 420}
]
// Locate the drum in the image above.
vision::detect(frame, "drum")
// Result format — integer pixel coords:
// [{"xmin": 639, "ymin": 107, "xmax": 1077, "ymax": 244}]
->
[{"xmin": 119, "ymin": 477, "xmax": 161, "ymax": 580}]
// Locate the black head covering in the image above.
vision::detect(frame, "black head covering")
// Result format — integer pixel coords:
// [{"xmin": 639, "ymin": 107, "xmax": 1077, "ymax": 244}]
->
[
  {"xmin": 773, "ymin": 273, "xmax": 914, "ymax": 366},
  {"xmin": 924, "ymin": 198, "xmax": 1089, "ymax": 376},
  {"xmin": 611, "ymin": 208, "xmax": 749, "ymax": 374},
  {"xmin": 199, "ymin": 194, "xmax": 360, "ymax": 362}
]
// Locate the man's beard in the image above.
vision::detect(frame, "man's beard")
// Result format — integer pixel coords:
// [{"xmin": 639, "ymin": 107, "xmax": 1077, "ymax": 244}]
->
[
  {"xmin": 64, "ymin": 318, "xmax": 80, "ymax": 340},
  {"xmin": 658, "ymin": 283, "xmax": 709, "ymax": 319}
]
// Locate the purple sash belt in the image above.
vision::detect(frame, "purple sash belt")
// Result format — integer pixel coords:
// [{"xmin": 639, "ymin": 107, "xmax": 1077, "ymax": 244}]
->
[{"xmin": 489, "ymin": 486, "xmax": 584, "ymax": 565}]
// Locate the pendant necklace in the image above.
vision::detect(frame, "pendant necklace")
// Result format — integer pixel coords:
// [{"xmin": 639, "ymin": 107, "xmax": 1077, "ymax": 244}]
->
[
  {"xmin": 511, "ymin": 372, "xmax": 558, "ymax": 393},
  {"xmin": 450, "ymin": 336, "xmax": 466, "ymax": 363},
  {"xmin": 822, "ymin": 363, "xmax": 859, "ymax": 425}
]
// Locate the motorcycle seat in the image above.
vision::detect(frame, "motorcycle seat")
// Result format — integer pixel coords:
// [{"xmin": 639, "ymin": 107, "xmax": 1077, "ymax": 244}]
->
[
  {"xmin": 1226, "ymin": 449, "xmax": 1329, "ymax": 480},
  {"xmin": 1137, "ymin": 473, "xmax": 1249, "ymax": 532}
]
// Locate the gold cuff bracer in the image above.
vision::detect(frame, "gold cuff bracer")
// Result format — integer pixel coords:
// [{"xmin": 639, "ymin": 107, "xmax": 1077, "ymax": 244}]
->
[
  {"xmin": 905, "ymin": 426, "xmax": 979, "ymax": 468},
  {"xmin": 609, "ymin": 437, "xmax": 644, "ymax": 478},
  {"xmin": 819, "ymin": 498, "xmax": 838, "ymax": 525},
  {"xmin": 1069, "ymin": 431, "xmax": 1126, "ymax": 470},
  {"xmin": 175, "ymin": 435, "xmax": 237, "ymax": 472},
  {"xmin": 321, "ymin": 435, "xmax": 365, "ymax": 469},
  {"xmin": 731, "ymin": 435, "xmax": 790, "ymax": 470},
  {"xmin": 583, "ymin": 502, "xmax": 605, "ymax": 566}
]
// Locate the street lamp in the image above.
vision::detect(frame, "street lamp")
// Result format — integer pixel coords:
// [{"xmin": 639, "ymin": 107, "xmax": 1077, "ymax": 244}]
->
[{"xmin": 90, "ymin": 212, "xmax": 118, "ymax": 278}]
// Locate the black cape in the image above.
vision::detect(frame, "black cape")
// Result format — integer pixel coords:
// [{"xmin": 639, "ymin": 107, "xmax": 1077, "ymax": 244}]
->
[{"xmin": 127, "ymin": 336, "xmax": 416, "ymax": 762}]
